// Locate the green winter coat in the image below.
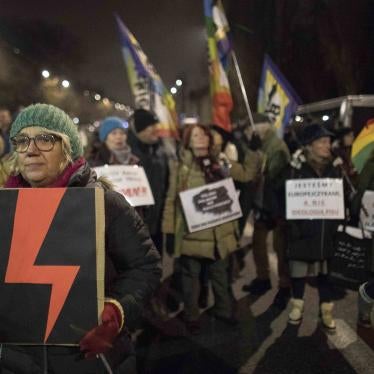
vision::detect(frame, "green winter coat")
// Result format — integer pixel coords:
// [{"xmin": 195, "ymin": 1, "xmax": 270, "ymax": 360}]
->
[
  {"xmin": 162, "ymin": 148, "xmax": 261, "ymax": 260},
  {"xmin": 255, "ymin": 127, "xmax": 290, "ymax": 218}
]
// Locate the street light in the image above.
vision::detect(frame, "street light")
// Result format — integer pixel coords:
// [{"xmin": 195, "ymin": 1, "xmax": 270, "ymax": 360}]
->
[
  {"xmin": 176, "ymin": 79, "xmax": 183, "ymax": 87},
  {"xmin": 94, "ymin": 94, "xmax": 101, "ymax": 101},
  {"xmin": 41, "ymin": 70, "xmax": 50, "ymax": 78},
  {"xmin": 170, "ymin": 87, "xmax": 177, "ymax": 94},
  {"xmin": 62, "ymin": 80, "xmax": 70, "ymax": 88},
  {"xmin": 73, "ymin": 117, "xmax": 79, "ymax": 124}
]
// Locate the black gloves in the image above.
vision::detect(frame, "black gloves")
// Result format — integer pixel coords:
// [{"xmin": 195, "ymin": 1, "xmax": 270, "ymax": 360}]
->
[
  {"xmin": 248, "ymin": 132, "xmax": 262, "ymax": 151},
  {"xmin": 165, "ymin": 234, "xmax": 175, "ymax": 256}
]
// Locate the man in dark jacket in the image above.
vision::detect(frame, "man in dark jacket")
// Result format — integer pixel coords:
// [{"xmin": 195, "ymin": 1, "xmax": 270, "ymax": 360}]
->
[
  {"xmin": 128, "ymin": 109, "xmax": 169, "ymax": 253},
  {"xmin": 242, "ymin": 113, "xmax": 291, "ymax": 309}
]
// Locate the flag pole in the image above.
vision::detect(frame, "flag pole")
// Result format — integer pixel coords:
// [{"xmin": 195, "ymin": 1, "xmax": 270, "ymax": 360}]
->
[{"xmin": 231, "ymin": 50, "xmax": 256, "ymax": 131}]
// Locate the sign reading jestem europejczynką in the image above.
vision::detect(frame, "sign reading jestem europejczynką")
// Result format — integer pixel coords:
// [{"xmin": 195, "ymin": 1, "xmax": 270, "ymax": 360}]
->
[
  {"xmin": 0, "ymin": 188, "xmax": 105, "ymax": 345},
  {"xmin": 286, "ymin": 178, "xmax": 344, "ymax": 220},
  {"xmin": 179, "ymin": 178, "xmax": 242, "ymax": 233}
]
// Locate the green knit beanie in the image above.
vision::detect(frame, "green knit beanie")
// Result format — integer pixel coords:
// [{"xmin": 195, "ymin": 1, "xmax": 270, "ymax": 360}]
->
[{"xmin": 10, "ymin": 103, "xmax": 83, "ymax": 160}]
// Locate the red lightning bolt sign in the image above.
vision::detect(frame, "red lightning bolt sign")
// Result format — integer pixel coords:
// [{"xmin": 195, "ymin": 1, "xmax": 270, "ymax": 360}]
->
[{"xmin": 5, "ymin": 189, "xmax": 80, "ymax": 342}]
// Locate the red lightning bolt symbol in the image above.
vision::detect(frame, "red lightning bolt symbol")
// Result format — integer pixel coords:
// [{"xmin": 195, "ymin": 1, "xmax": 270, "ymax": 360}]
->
[{"xmin": 5, "ymin": 189, "xmax": 80, "ymax": 342}]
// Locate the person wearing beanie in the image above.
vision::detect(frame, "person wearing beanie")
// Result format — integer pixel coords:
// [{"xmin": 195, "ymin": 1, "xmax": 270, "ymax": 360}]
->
[
  {"xmin": 282, "ymin": 122, "xmax": 343, "ymax": 332},
  {"xmin": 241, "ymin": 112, "xmax": 291, "ymax": 310},
  {"xmin": 127, "ymin": 108, "xmax": 169, "ymax": 252},
  {"xmin": 132, "ymin": 108, "xmax": 159, "ymax": 142},
  {"xmin": 88, "ymin": 116, "xmax": 138, "ymax": 167},
  {"xmin": 3, "ymin": 103, "xmax": 161, "ymax": 373}
]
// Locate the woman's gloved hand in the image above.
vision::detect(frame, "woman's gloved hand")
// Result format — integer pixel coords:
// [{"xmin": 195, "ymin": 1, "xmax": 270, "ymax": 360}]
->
[{"xmin": 79, "ymin": 300, "xmax": 124, "ymax": 358}]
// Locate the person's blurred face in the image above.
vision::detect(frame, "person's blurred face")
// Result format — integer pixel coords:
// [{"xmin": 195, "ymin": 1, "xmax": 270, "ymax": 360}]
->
[
  {"xmin": 105, "ymin": 128, "xmax": 127, "ymax": 151},
  {"xmin": 211, "ymin": 130, "xmax": 223, "ymax": 155},
  {"xmin": 15, "ymin": 126, "xmax": 66, "ymax": 187},
  {"xmin": 254, "ymin": 122, "xmax": 271, "ymax": 139},
  {"xmin": 342, "ymin": 131, "xmax": 354, "ymax": 147},
  {"xmin": 0, "ymin": 110, "xmax": 11, "ymax": 130},
  {"xmin": 137, "ymin": 124, "xmax": 159, "ymax": 144},
  {"xmin": 190, "ymin": 126, "xmax": 209, "ymax": 155},
  {"xmin": 308, "ymin": 136, "xmax": 331, "ymax": 159}
]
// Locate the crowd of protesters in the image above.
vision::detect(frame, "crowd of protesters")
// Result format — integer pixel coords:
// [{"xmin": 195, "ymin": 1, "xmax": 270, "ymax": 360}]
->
[{"xmin": 0, "ymin": 102, "xmax": 373, "ymax": 373}]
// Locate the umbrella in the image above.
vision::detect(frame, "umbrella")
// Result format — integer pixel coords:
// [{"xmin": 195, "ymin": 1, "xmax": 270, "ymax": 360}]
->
[{"xmin": 351, "ymin": 119, "xmax": 374, "ymax": 173}]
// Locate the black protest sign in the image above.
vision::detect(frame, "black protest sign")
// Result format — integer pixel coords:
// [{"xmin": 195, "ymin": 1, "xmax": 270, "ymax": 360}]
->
[
  {"xmin": 0, "ymin": 188, "xmax": 104, "ymax": 345},
  {"xmin": 330, "ymin": 226, "xmax": 372, "ymax": 289},
  {"xmin": 179, "ymin": 178, "xmax": 242, "ymax": 233},
  {"xmin": 193, "ymin": 186, "xmax": 233, "ymax": 215}
]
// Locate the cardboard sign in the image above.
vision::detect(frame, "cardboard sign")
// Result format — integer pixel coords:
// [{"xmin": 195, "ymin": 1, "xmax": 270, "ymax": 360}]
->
[
  {"xmin": 179, "ymin": 178, "xmax": 242, "ymax": 233},
  {"xmin": 286, "ymin": 178, "xmax": 344, "ymax": 220},
  {"xmin": 0, "ymin": 188, "xmax": 104, "ymax": 345},
  {"xmin": 94, "ymin": 165, "xmax": 154, "ymax": 207},
  {"xmin": 360, "ymin": 190, "xmax": 374, "ymax": 231}
]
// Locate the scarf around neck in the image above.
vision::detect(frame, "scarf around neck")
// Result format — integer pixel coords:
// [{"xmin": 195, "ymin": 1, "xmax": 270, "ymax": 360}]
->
[{"xmin": 4, "ymin": 157, "xmax": 86, "ymax": 188}]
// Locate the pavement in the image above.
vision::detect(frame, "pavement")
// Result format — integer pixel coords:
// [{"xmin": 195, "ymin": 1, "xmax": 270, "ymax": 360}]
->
[{"xmin": 135, "ymin": 223, "xmax": 374, "ymax": 374}]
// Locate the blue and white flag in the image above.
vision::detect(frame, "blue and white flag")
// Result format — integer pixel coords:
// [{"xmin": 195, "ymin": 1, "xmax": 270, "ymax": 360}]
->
[{"xmin": 257, "ymin": 54, "xmax": 302, "ymax": 136}]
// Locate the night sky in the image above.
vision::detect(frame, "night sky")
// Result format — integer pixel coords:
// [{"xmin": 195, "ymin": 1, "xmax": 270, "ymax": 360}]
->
[
  {"xmin": 1, "ymin": 0, "xmax": 373, "ymax": 117},
  {"xmin": 0, "ymin": 0, "xmax": 209, "ymax": 104}
]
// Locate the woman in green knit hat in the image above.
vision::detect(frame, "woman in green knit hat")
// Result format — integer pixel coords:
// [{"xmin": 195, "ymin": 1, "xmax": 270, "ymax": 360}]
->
[{"xmin": 2, "ymin": 103, "xmax": 160, "ymax": 373}]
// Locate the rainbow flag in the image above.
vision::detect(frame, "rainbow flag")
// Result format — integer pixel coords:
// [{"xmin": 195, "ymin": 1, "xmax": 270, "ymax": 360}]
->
[
  {"xmin": 351, "ymin": 119, "xmax": 374, "ymax": 173},
  {"xmin": 204, "ymin": 0, "xmax": 233, "ymax": 132},
  {"xmin": 257, "ymin": 54, "xmax": 302, "ymax": 136},
  {"xmin": 115, "ymin": 15, "xmax": 179, "ymax": 138}
]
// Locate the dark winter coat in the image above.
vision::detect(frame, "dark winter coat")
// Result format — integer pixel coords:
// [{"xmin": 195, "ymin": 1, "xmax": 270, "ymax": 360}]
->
[
  {"xmin": 284, "ymin": 156, "xmax": 344, "ymax": 262},
  {"xmin": 127, "ymin": 130, "xmax": 169, "ymax": 236},
  {"xmin": 254, "ymin": 128, "xmax": 290, "ymax": 225},
  {"xmin": 0, "ymin": 162, "xmax": 161, "ymax": 374}
]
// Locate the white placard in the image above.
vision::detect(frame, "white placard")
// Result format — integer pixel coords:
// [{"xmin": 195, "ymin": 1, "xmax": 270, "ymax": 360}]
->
[
  {"xmin": 94, "ymin": 165, "xmax": 154, "ymax": 207},
  {"xmin": 179, "ymin": 178, "xmax": 242, "ymax": 233},
  {"xmin": 286, "ymin": 178, "xmax": 344, "ymax": 220},
  {"xmin": 360, "ymin": 190, "xmax": 374, "ymax": 231}
]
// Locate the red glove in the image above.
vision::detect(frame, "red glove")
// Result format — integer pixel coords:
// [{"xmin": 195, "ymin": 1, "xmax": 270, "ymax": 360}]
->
[{"xmin": 79, "ymin": 301, "xmax": 124, "ymax": 358}]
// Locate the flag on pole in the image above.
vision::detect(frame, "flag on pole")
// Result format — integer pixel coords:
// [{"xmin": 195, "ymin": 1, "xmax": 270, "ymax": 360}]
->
[
  {"xmin": 257, "ymin": 54, "xmax": 302, "ymax": 136},
  {"xmin": 115, "ymin": 15, "xmax": 179, "ymax": 138},
  {"xmin": 204, "ymin": 0, "xmax": 233, "ymax": 132},
  {"xmin": 351, "ymin": 118, "xmax": 374, "ymax": 173}
]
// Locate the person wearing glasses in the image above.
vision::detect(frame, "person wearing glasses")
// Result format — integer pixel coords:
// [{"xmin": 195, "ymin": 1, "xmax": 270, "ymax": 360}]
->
[{"xmin": 2, "ymin": 103, "xmax": 161, "ymax": 374}]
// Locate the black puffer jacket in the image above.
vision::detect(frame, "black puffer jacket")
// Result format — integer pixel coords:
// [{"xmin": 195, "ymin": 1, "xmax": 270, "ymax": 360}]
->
[
  {"xmin": 127, "ymin": 130, "xmax": 169, "ymax": 236},
  {"xmin": 0, "ymin": 162, "xmax": 161, "ymax": 374},
  {"xmin": 284, "ymin": 158, "xmax": 344, "ymax": 262}
]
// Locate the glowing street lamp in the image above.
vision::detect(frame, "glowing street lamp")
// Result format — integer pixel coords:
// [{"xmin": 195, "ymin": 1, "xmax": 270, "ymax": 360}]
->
[
  {"xmin": 176, "ymin": 79, "xmax": 183, "ymax": 87},
  {"xmin": 41, "ymin": 70, "xmax": 50, "ymax": 78},
  {"xmin": 170, "ymin": 87, "xmax": 177, "ymax": 94},
  {"xmin": 94, "ymin": 94, "xmax": 101, "ymax": 101},
  {"xmin": 62, "ymin": 80, "xmax": 70, "ymax": 88}
]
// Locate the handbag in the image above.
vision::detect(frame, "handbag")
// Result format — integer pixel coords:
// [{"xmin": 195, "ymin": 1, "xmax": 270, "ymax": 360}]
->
[{"xmin": 329, "ymin": 224, "xmax": 373, "ymax": 290}]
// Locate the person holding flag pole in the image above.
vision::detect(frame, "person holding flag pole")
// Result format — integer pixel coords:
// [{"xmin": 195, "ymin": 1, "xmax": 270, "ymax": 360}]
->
[{"xmin": 205, "ymin": 0, "xmax": 293, "ymax": 308}]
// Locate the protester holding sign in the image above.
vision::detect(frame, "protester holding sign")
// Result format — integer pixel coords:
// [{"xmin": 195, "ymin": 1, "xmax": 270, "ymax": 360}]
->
[
  {"xmin": 162, "ymin": 124, "xmax": 261, "ymax": 334},
  {"xmin": 2, "ymin": 104, "xmax": 161, "ymax": 373},
  {"xmin": 282, "ymin": 123, "xmax": 345, "ymax": 332}
]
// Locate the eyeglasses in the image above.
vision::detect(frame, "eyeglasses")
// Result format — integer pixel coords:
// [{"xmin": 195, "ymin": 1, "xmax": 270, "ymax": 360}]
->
[{"xmin": 11, "ymin": 134, "xmax": 61, "ymax": 153}]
